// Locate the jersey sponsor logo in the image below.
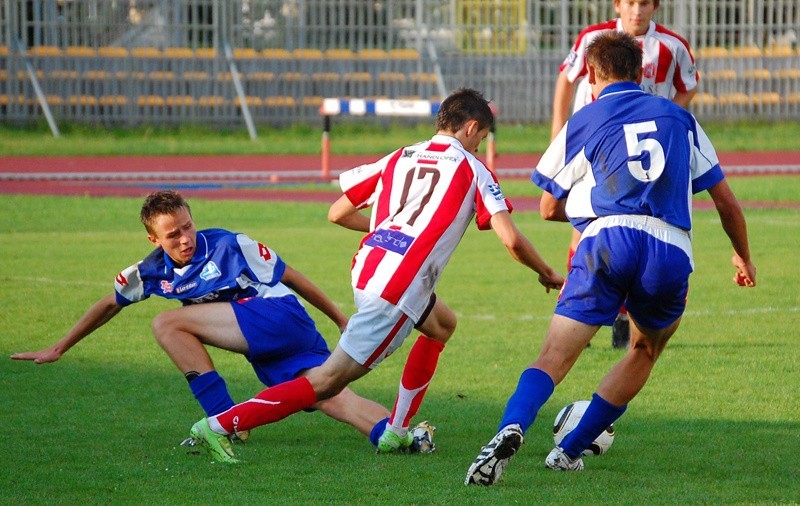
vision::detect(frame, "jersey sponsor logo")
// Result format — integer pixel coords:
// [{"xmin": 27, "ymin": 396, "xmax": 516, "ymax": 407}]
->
[
  {"xmin": 115, "ymin": 273, "xmax": 128, "ymax": 286},
  {"xmin": 488, "ymin": 183, "xmax": 506, "ymax": 201},
  {"xmin": 160, "ymin": 280, "xmax": 174, "ymax": 294},
  {"xmin": 567, "ymin": 49, "xmax": 578, "ymax": 67},
  {"xmin": 176, "ymin": 281, "xmax": 198, "ymax": 294},
  {"xmin": 257, "ymin": 243, "xmax": 271, "ymax": 262},
  {"xmin": 402, "ymin": 149, "xmax": 415, "ymax": 158},
  {"xmin": 365, "ymin": 228, "xmax": 414, "ymax": 255},
  {"xmin": 200, "ymin": 261, "xmax": 222, "ymax": 281},
  {"xmin": 420, "ymin": 153, "xmax": 458, "ymax": 163}
]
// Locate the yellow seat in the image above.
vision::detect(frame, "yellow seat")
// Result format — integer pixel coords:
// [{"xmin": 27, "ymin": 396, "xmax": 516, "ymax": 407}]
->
[
  {"xmin": 695, "ymin": 46, "xmax": 728, "ymax": 58},
  {"xmin": 99, "ymin": 95, "xmax": 128, "ymax": 106},
  {"xmin": 166, "ymin": 95, "xmax": 195, "ymax": 107},
  {"xmin": 69, "ymin": 95, "xmax": 98, "ymax": 106},
  {"xmin": 195, "ymin": 48, "xmax": 216, "ymax": 59},
  {"xmin": 389, "ymin": 48, "xmax": 420, "ymax": 60},
  {"xmin": 262, "ymin": 48, "xmax": 292, "ymax": 59},
  {"xmin": 379, "ymin": 72, "xmax": 407, "ymax": 82},
  {"xmin": 149, "ymin": 71, "xmax": 175, "ymax": 80},
  {"xmin": 163, "ymin": 47, "xmax": 195, "ymax": 58},
  {"xmin": 302, "ymin": 96, "xmax": 323, "ymax": 107},
  {"xmin": 718, "ymin": 92, "xmax": 750, "ymax": 106},
  {"xmin": 233, "ymin": 48, "xmax": 259, "ymax": 59},
  {"xmin": 247, "ymin": 71, "xmax": 276, "ymax": 81},
  {"xmin": 130, "ymin": 47, "xmax": 162, "ymax": 58},
  {"xmin": 324, "ymin": 49, "xmax": 356, "ymax": 60},
  {"xmin": 264, "ymin": 96, "xmax": 296, "ymax": 107},
  {"xmin": 359, "ymin": 48, "xmax": 388, "ymax": 60},
  {"xmin": 775, "ymin": 68, "xmax": 800, "ymax": 79},
  {"xmin": 293, "ymin": 48, "xmax": 323, "ymax": 59},
  {"xmin": 730, "ymin": 46, "xmax": 762, "ymax": 57},
  {"xmin": 692, "ymin": 93, "xmax": 718, "ymax": 106},
  {"xmin": 764, "ymin": 46, "xmax": 793, "ymax": 57},
  {"xmin": 751, "ymin": 92, "xmax": 780, "ymax": 106},
  {"xmin": 198, "ymin": 96, "xmax": 226, "ymax": 106},
  {"xmin": 66, "ymin": 46, "xmax": 96, "ymax": 57},
  {"xmin": 742, "ymin": 69, "xmax": 771, "ymax": 80},
  {"xmin": 705, "ymin": 69, "xmax": 737, "ymax": 80},
  {"xmin": 97, "ymin": 47, "xmax": 128, "ymax": 58},
  {"xmin": 30, "ymin": 45, "xmax": 63, "ymax": 56},
  {"xmin": 235, "ymin": 96, "xmax": 263, "ymax": 106},
  {"xmin": 137, "ymin": 95, "xmax": 166, "ymax": 107}
]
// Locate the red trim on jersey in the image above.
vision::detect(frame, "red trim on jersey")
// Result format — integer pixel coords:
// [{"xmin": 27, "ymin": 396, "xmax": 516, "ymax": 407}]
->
[
  {"xmin": 655, "ymin": 41, "xmax": 673, "ymax": 85},
  {"xmin": 380, "ymin": 158, "xmax": 475, "ymax": 304},
  {"xmin": 115, "ymin": 273, "xmax": 128, "ymax": 286},
  {"xmin": 374, "ymin": 149, "xmax": 404, "ymax": 224},
  {"xmin": 653, "ymin": 23, "xmax": 694, "ymax": 56},
  {"xmin": 364, "ymin": 312, "xmax": 410, "ymax": 367},
  {"xmin": 418, "ymin": 159, "xmax": 438, "ymax": 165},
  {"xmin": 356, "ymin": 246, "xmax": 388, "ymax": 291},
  {"xmin": 345, "ymin": 172, "xmax": 381, "ymax": 209},
  {"xmin": 426, "ymin": 142, "xmax": 450, "ymax": 152}
]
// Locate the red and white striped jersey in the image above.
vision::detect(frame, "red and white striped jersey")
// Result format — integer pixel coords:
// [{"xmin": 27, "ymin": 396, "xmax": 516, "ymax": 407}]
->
[
  {"xmin": 562, "ymin": 19, "xmax": 698, "ymax": 113},
  {"xmin": 339, "ymin": 134, "xmax": 511, "ymax": 322}
]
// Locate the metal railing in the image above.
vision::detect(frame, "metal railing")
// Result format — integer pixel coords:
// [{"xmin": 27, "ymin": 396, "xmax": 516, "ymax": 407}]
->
[{"xmin": 2, "ymin": 0, "xmax": 798, "ymax": 129}]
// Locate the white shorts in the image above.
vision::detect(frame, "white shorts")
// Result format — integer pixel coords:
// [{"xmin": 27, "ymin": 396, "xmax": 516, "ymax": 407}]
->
[{"xmin": 338, "ymin": 290, "xmax": 417, "ymax": 369}]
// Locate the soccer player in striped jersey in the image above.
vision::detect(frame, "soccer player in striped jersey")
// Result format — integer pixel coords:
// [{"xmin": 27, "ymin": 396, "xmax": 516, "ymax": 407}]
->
[
  {"xmin": 11, "ymin": 190, "xmax": 397, "ymax": 448},
  {"xmin": 188, "ymin": 88, "xmax": 564, "ymax": 463},
  {"xmin": 466, "ymin": 31, "xmax": 755, "ymax": 486},
  {"xmin": 552, "ymin": 0, "xmax": 699, "ymax": 349}
]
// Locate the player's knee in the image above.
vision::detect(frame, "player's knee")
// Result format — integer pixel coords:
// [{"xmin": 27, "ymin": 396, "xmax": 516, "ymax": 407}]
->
[
  {"xmin": 305, "ymin": 368, "xmax": 348, "ymax": 401},
  {"xmin": 150, "ymin": 311, "xmax": 179, "ymax": 342}
]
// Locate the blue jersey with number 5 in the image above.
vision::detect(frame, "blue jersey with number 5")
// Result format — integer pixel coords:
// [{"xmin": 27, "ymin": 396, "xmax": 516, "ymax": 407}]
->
[{"xmin": 532, "ymin": 81, "xmax": 724, "ymax": 232}]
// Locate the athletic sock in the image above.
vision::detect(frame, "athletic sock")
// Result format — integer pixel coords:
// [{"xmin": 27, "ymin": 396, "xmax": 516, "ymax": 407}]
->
[
  {"xmin": 388, "ymin": 335, "xmax": 444, "ymax": 434},
  {"xmin": 188, "ymin": 370, "xmax": 235, "ymax": 417},
  {"xmin": 498, "ymin": 367, "xmax": 555, "ymax": 433},
  {"xmin": 210, "ymin": 376, "xmax": 317, "ymax": 434},
  {"xmin": 560, "ymin": 392, "xmax": 626, "ymax": 458},
  {"xmin": 369, "ymin": 417, "xmax": 390, "ymax": 447}
]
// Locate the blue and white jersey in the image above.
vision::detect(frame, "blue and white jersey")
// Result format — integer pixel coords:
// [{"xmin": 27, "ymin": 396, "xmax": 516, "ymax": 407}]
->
[
  {"xmin": 113, "ymin": 228, "xmax": 293, "ymax": 307},
  {"xmin": 532, "ymin": 81, "xmax": 724, "ymax": 233}
]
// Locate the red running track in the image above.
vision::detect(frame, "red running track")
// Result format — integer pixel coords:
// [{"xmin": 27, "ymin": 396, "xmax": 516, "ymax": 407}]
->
[{"xmin": 0, "ymin": 152, "xmax": 798, "ymax": 210}]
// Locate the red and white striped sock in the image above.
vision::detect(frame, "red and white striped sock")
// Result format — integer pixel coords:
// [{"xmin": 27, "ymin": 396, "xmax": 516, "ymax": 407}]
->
[{"xmin": 388, "ymin": 335, "xmax": 444, "ymax": 434}]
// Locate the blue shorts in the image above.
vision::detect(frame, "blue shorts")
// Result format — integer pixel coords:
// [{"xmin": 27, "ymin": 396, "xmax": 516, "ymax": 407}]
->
[
  {"xmin": 231, "ymin": 295, "xmax": 331, "ymax": 386},
  {"xmin": 556, "ymin": 220, "xmax": 692, "ymax": 329}
]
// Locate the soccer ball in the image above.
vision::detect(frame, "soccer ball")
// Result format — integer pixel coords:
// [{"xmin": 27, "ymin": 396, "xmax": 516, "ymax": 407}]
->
[{"xmin": 553, "ymin": 400, "xmax": 615, "ymax": 456}]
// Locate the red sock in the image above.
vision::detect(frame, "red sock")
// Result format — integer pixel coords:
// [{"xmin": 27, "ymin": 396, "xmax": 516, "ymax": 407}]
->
[
  {"xmin": 213, "ymin": 376, "xmax": 317, "ymax": 433},
  {"xmin": 389, "ymin": 335, "xmax": 444, "ymax": 430}
]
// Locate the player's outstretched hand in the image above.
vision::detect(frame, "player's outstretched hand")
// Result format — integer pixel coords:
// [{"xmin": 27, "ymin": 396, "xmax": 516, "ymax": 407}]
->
[
  {"xmin": 10, "ymin": 347, "xmax": 62, "ymax": 364},
  {"xmin": 732, "ymin": 254, "xmax": 756, "ymax": 287},
  {"xmin": 538, "ymin": 269, "xmax": 565, "ymax": 293}
]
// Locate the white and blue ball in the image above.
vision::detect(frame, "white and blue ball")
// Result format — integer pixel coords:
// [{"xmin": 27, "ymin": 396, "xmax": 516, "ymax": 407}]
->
[{"xmin": 553, "ymin": 400, "xmax": 615, "ymax": 456}]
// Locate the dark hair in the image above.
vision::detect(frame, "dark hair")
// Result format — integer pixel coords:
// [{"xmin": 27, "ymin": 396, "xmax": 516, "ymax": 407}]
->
[
  {"xmin": 435, "ymin": 88, "xmax": 494, "ymax": 133},
  {"xmin": 615, "ymin": 0, "xmax": 660, "ymax": 8},
  {"xmin": 585, "ymin": 31, "xmax": 643, "ymax": 82},
  {"xmin": 140, "ymin": 190, "xmax": 191, "ymax": 233}
]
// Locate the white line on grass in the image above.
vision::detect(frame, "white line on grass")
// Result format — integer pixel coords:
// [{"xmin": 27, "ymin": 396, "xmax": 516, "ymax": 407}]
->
[{"xmin": 7, "ymin": 276, "xmax": 109, "ymax": 287}]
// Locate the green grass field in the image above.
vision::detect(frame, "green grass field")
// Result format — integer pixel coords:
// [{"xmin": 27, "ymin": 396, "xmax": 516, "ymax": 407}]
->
[{"xmin": 1, "ymin": 180, "xmax": 798, "ymax": 503}]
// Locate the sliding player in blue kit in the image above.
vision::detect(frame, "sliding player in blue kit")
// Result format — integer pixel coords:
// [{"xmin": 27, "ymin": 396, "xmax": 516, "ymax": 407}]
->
[
  {"xmin": 12, "ymin": 190, "xmax": 428, "ymax": 451},
  {"xmin": 466, "ymin": 31, "xmax": 756, "ymax": 485}
]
